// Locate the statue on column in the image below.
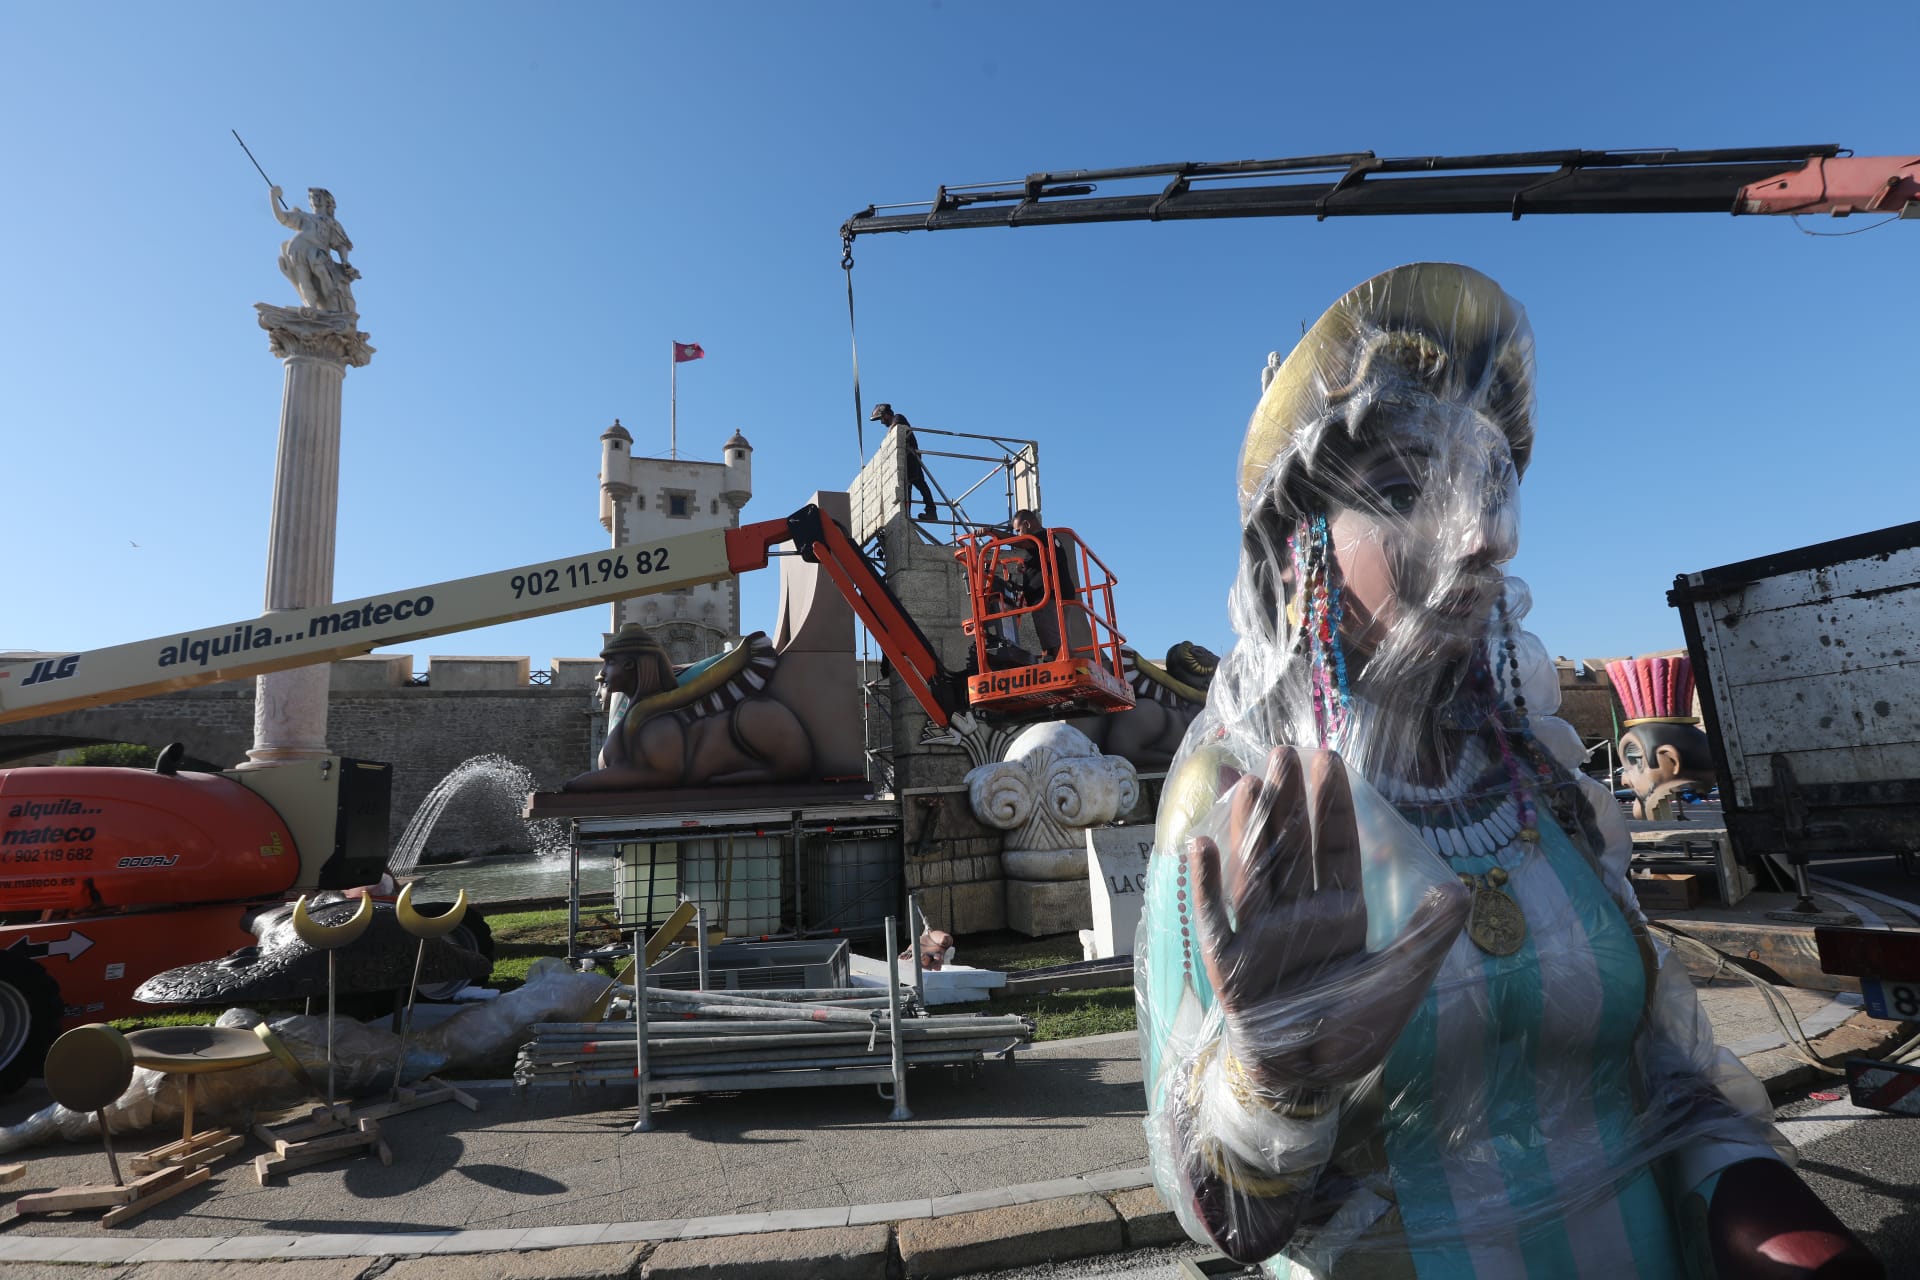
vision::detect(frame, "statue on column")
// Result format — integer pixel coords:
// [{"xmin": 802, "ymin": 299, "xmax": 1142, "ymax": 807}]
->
[{"xmin": 271, "ymin": 185, "xmax": 360, "ymax": 315}]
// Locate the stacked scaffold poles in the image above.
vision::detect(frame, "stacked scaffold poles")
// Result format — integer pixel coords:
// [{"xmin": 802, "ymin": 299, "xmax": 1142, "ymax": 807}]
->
[{"xmin": 517, "ymin": 920, "xmax": 1033, "ymax": 1121}]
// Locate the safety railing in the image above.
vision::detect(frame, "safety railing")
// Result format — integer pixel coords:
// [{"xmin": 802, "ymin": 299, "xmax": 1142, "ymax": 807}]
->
[{"xmin": 954, "ymin": 526, "xmax": 1127, "ymax": 679}]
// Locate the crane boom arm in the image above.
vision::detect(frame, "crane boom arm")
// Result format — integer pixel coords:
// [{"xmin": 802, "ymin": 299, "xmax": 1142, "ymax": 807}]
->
[
  {"xmin": 841, "ymin": 146, "xmax": 1920, "ymax": 238},
  {"xmin": 1, "ymin": 505, "xmax": 960, "ymax": 728}
]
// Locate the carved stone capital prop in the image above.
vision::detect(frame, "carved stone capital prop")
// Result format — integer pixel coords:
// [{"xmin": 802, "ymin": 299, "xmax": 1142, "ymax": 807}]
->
[
  {"xmin": 966, "ymin": 722, "xmax": 1139, "ymax": 881},
  {"xmin": 255, "ymin": 304, "xmax": 375, "ymax": 368}
]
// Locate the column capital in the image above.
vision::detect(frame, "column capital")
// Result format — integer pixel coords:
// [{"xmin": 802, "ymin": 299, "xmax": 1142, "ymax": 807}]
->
[{"xmin": 255, "ymin": 303, "xmax": 375, "ymax": 367}]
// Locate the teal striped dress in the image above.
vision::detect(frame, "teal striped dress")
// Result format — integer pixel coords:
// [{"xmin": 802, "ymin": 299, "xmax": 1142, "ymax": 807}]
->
[{"xmin": 1138, "ymin": 775, "xmax": 1773, "ymax": 1279}]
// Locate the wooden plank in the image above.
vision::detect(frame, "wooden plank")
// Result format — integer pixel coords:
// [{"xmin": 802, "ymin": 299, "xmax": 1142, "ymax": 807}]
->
[
  {"xmin": 273, "ymin": 1126, "xmax": 377, "ymax": 1159},
  {"xmin": 1001, "ymin": 964, "xmax": 1133, "ymax": 996},
  {"xmin": 260, "ymin": 1104, "xmax": 356, "ymax": 1144},
  {"xmin": 101, "ymin": 1166, "xmax": 211, "ymax": 1228},
  {"xmin": 16, "ymin": 1184, "xmax": 138, "ymax": 1212},
  {"xmin": 410, "ymin": 1077, "xmax": 482, "ymax": 1112},
  {"xmin": 344, "ymin": 1088, "xmax": 453, "ymax": 1124},
  {"xmin": 254, "ymin": 1131, "xmax": 382, "ymax": 1185},
  {"xmin": 130, "ymin": 1132, "xmax": 244, "ymax": 1174},
  {"xmin": 0, "ymin": 1164, "xmax": 24, "ymax": 1185}
]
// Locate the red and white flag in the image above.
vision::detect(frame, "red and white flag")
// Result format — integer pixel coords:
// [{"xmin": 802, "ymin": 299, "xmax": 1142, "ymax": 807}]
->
[{"xmin": 672, "ymin": 341, "xmax": 706, "ymax": 363}]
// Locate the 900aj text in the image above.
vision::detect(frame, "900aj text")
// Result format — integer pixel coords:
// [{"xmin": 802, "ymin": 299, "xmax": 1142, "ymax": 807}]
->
[{"xmin": 511, "ymin": 548, "xmax": 671, "ymax": 599}]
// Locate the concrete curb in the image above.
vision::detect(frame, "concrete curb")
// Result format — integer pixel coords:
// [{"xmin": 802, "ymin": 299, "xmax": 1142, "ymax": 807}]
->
[
  {"xmin": 0, "ymin": 1169, "xmax": 1161, "ymax": 1275},
  {"xmin": 1746, "ymin": 1008, "xmax": 1918, "ymax": 1098}
]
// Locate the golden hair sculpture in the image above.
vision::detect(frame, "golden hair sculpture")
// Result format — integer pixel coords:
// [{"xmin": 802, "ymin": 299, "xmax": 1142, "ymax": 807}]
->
[{"xmin": 1238, "ymin": 262, "xmax": 1535, "ymax": 518}]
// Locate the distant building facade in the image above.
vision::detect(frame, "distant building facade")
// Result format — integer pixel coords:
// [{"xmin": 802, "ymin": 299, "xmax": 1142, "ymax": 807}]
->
[{"xmin": 597, "ymin": 420, "xmax": 754, "ymax": 665}]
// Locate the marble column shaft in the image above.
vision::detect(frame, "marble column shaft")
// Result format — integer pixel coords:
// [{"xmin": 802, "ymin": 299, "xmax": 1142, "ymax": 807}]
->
[{"xmin": 243, "ymin": 305, "xmax": 373, "ymax": 769}]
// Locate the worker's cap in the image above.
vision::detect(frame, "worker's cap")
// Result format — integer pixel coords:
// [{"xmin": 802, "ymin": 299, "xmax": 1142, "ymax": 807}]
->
[
  {"xmin": 1239, "ymin": 262, "xmax": 1535, "ymax": 516},
  {"xmin": 600, "ymin": 623, "xmax": 668, "ymax": 661},
  {"xmin": 867, "ymin": 403, "xmax": 892, "ymax": 422}
]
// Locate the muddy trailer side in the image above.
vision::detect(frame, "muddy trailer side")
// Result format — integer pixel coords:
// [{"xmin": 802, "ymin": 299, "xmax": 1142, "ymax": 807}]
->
[{"xmin": 1670, "ymin": 520, "xmax": 1920, "ymax": 868}]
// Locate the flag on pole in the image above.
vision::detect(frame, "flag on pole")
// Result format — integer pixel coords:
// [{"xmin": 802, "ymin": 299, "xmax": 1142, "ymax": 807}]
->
[{"xmin": 673, "ymin": 342, "xmax": 706, "ymax": 362}]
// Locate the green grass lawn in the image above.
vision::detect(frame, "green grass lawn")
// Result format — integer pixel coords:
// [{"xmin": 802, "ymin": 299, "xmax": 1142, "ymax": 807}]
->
[{"xmin": 950, "ymin": 931, "xmax": 1137, "ymax": 1042}]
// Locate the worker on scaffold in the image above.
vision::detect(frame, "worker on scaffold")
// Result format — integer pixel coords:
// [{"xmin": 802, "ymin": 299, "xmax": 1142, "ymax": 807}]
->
[{"xmin": 869, "ymin": 403, "xmax": 939, "ymax": 522}]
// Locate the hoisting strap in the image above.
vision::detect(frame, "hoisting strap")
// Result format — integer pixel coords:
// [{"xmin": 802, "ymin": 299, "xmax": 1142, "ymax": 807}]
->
[{"xmin": 844, "ymin": 232, "xmax": 865, "ymax": 464}]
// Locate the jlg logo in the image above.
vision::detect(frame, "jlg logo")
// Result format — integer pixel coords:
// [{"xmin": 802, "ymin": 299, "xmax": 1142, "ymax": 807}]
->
[{"xmin": 20, "ymin": 656, "xmax": 79, "ymax": 687}]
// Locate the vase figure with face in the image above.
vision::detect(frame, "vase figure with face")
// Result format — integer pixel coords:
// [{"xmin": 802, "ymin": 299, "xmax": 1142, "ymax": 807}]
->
[{"xmin": 1610, "ymin": 655, "xmax": 1717, "ymax": 819}]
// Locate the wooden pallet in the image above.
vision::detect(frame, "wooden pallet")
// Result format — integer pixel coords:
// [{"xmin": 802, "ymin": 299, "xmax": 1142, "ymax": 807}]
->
[
  {"xmin": 252, "ymin": 1115, "xmax": 390, "ymax": 1185},
  {"xmin": 130, "ymin": 1128, "xmax": 244, "ymax": 1175}
]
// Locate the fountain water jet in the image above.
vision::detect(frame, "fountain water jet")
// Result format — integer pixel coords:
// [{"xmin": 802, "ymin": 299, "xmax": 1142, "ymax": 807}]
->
[{"xmin": 389, "ymin": 754, "xmax": 567, "ymax": 876}]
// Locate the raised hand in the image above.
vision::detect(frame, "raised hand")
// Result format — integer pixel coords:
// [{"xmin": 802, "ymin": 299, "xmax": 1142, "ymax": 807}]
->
[{"xmin": 1189, "ymin": 746, "xmax": 1468, "ymax": 1092}]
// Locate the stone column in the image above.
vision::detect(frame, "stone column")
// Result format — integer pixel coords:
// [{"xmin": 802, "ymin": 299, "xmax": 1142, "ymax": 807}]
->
[{"xmin": 239, "ymin": 304, "xmax": 374, "ymax": 769}]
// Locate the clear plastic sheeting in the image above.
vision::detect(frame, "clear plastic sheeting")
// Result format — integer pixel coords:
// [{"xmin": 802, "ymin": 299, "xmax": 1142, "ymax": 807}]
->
[
  {"xmin": 0, "ymin": 958, "xmax": 612, "ymax": 1153},
  {"xmin": 1137, "ymin": 264, "xmax": 1789, "ymax": 1277}
]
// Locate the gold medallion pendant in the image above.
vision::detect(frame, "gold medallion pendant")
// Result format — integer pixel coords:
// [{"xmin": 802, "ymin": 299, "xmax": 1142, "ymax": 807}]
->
[{"xmin": 1463, "ymin": 868, "xmax": 1526, "ymax": 957}]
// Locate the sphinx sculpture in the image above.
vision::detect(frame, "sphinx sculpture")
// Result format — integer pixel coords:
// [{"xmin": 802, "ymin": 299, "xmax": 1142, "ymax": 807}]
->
[
  {"xmin": 1071, "ymin": 642, "xmax": 1218, "ymax": 772},
  {"xmin": 563, "ymin": 627, "xmax": 817, "ymax": 791},
  {"xmin": 1608, "ymin": 654, "xmax": 1717, "ymax": 819},
  {"xmin": 562, "ymin": 491, "xmax": 865, "ymax": 794}
]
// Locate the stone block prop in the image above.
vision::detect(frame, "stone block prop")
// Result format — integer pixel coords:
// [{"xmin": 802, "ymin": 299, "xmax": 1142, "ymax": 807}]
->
[
  {"xmin": 553, "ymin": 657, "xmax": 603, "ymax": 690},
  {"xmin": 429, "ymin": 656, "xmax": 530, "ymax": 690},
  {"xmin": 330, "ymin": 653, "xmax": 411, "ymax": 690},
  {"xmin": 897, "ymin": 1193, "xmax": 1122, "ymax": 1279},
  {"xmin": 1007, "ymin": 879, "xmax": 1093, "ymax": 937},
  {"xmin": 967, "ymin": 723, "xmax": 1138, "ymax": 938},
  {"xmin": 1083, "ymin": 824, "xmax": 1154, "ymax": 960}
]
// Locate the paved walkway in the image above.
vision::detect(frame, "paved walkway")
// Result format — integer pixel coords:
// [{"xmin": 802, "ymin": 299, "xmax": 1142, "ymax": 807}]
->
[{"xmin": 0, "ymin": 974, "xmax": 1899, "ymax": 1278}]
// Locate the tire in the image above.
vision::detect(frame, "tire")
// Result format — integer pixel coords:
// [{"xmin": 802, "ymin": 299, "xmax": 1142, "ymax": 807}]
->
[
  {"xmin": 0, "ymin": 952, "xmax": 64, "ymax": 1099},
  {"xmin": 416, "ymin": 907, "xmax": 494, "ymax": 1002}
]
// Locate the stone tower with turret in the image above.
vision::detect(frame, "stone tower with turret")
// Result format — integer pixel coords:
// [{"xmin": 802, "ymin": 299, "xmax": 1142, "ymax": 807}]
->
[{"xmin": 598, "ymin": 420, "xmax": 754, "ymax": 664}]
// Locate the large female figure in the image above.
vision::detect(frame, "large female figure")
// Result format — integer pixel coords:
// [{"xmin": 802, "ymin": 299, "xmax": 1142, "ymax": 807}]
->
[{"xmin": 1137, "ymin": 264, "xmax": 1878, "ymax": 1278}]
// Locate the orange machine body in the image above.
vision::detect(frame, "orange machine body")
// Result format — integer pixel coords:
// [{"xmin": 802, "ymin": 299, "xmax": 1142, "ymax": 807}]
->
[{"xmin": 0, "ymin": 767, "xmax": 301, "ymax": 1024}]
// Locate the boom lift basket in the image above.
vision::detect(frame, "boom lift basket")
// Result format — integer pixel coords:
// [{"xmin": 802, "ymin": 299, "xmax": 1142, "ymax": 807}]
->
[{"xmin": 954, "ymin": 526, "xmax": 1134, "ymax": 718}]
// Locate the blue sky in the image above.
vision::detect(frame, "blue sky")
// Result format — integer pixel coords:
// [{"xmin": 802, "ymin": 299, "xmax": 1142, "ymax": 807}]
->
[{"xmin": 4, "ymin": 2, "xmax": 1915, "ymax": 679}]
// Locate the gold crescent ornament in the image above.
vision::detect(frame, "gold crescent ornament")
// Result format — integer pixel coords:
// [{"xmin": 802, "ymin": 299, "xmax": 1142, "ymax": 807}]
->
[
  {"xmin": 395, "ymin": 883, "xmax": 469, "ymax": 940},
  {"xmin": 291, "ymin": 892, "xmax": 374, "ymax": 950}
]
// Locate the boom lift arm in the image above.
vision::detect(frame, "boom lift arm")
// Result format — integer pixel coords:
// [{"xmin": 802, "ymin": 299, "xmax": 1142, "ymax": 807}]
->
[
  {"xmin": 840, "ymin": 145, "xmax": 1920, "ymax": 239},
  {"xmin": 1, "ymin": 504, "xmax": 965, "ymax": 729}
]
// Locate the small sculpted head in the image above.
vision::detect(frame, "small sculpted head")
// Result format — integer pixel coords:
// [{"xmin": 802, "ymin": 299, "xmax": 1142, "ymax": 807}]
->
[
  {"xmin": 1608, "ymin": 656, "xmax": 1712, "ymax": 809},
  {"xmin": 308, "ymin": 187, "xmax": 335, "ymax": 215},
  {"xmin": 600, "ymin": 624, "xmax": 676, "ymax": 699},
  {"xmin": 1618, "ymin": 721, "xmax": 1716, "ymax": 807}
]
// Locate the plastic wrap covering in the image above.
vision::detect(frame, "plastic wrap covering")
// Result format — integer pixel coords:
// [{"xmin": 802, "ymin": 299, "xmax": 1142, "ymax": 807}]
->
[
  {"xmin": 1137, "ymin": 264, "xmax": 1788, "ymax": 1277},
  {"xmin": 0, "ymin": 958, "xmax": 611, "ymax": 1154}
]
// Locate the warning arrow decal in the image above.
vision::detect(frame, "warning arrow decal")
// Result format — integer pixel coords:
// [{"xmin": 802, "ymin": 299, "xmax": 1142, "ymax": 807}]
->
[{"xmin": 7, "ymin": 930, "xmax": 95, "ymax": 963}]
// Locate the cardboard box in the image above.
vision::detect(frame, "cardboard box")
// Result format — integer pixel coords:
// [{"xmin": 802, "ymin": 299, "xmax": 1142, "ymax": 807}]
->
[{"xmin": 1631, "ymin": 872, "xmax": 1702, "ymax": 911}]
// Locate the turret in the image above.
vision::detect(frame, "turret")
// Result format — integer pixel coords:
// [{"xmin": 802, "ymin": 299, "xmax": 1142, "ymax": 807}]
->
[
  {"xmin": 599, "ymin": 418, "xmax": 634, "ymax": 533},
  {"xmin": 720, "ymin": 429, "xmax": 753, "ymax": 512}
]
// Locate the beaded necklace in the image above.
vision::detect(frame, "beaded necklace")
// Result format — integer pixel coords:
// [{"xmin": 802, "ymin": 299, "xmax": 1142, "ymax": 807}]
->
[
  {"xmin": 1374, "ymin": 639, "xmax": 1547, "ymax": 955},
  {"xmin": 1292, "ymin": 514, "xmax": 1352, "ymax": 750}
]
